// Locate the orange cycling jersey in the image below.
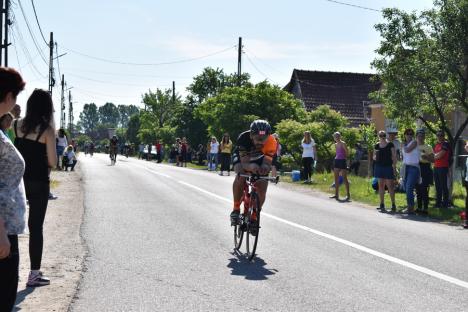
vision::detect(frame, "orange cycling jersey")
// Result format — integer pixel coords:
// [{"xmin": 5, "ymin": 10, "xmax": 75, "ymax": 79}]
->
[{"xmin": 233, "ymin": 131, "xmax": 277, "ymax": 164}]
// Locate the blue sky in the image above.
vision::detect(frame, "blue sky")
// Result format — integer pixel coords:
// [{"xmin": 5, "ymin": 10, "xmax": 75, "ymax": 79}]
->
[{"xmin": 8, "ymin": 0, "xmax": 434, "ymax": 124}]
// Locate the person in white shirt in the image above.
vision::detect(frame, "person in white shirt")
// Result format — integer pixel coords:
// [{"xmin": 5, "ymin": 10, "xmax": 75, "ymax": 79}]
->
[
  {"xmin": 301, "ymin": 131, "xmax": 317, "ymax": 183},
  {"xmin": 56, "ymin": 128, "xmax": 68, "ymax": 170},
  {"xmin": 63, "ymin": 145, "xmax": 77, "ymax": 171},
  {"xmin": 208, "ymin": 137, "xmax": 219, "ymax": 171},
  {"xmin": 402, "ymin": 128, "xmax": 420, "ymax": 214}
]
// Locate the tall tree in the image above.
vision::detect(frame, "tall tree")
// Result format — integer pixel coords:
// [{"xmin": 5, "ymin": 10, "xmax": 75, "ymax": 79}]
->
[
  {"xmin": 371, "ymin": 0, "xmax": 468, "ymax": 148},
  {"xmin": 78, "ymin": 103, "xmax": 99, "ymax": 135},
  {"xmin": 195, "ymin": 81, "xmax": 305, "ymax": 140},
  {"xmin": 118, "ymin": 104, "xmax": 140, "ymax": 128},
  {"xmin": 126, "ymin": 113, "xmax": 141, "ymax": 145},
  {"xmin": 98, "ymin": 102, "xmax": 120, "ymax": 127},
  {"xmin": 139, "ymin": 88, "xmax": 181, "ymax": 143},
  {"xmin": 187, "ymin": 67, "xmax": 251, "ymax": 103}
]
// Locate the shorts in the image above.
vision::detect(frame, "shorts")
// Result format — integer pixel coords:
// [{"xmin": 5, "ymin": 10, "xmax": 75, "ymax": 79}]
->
[
  {"xmin": 374, "ymin": 164, "xmax": 394, "ymax": 180},
  {"xmin": 334, "ymin": 159, "xmax": 347, "ymax": 170},
  {"xmin": 272, "ymin": 155, "xmax": 281, "ymax": 169}
]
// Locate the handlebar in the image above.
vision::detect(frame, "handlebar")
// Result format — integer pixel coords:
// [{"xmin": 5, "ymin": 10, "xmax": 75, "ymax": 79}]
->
[{"xmin": 237, "ymin": 173, "xmax": 280, "ymax": 184}]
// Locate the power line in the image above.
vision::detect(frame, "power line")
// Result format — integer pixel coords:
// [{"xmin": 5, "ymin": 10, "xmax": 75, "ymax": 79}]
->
[
  {"xmin": 30, "ymin": 0, "xmax": 48, "ymax": 46},
  {"xmin": 16, "ymin": 0, "xmax": 48, "ymax": 65},
  {"xmin": 244, "ymin": 52, "xmax": 277, "ymax": 84},
  {"xmin": 60, "ymin": 45, "xmax": 237, "ymax": 66},
  {"xmin": 323, "ymin": 0, "xmax": 381, "ymax": 13}
]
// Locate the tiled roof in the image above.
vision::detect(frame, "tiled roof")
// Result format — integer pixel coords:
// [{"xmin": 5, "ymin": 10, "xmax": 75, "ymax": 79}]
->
[{"xmin": 284, "ymin": 69, "xmax": 382, "ymax": 127}]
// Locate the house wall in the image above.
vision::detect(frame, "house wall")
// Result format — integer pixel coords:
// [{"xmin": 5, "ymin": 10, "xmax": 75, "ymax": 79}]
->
[{"xmin": 369, "ymin": 104, "xmax": 385, "ymax": 131}]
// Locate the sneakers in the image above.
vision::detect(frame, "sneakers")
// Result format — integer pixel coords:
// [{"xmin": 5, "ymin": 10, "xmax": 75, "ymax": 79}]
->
[
  {"xmin": 379, "ymin": 203, "xmax": 387, "ymax": 213},
  {"xmin": 48, "ymin": 192, "xmax": 58, "ymax": 200},
  {"xmin": 391, "ymin": 204, "xmax": 397, "ymax": 213},
  {"xmin": 27, "ymin": 271, "xmax": 50, "ymax": 287},
  {"xmin": 230, "ymin": 210, "xmax": 240, "ymax": 226}
]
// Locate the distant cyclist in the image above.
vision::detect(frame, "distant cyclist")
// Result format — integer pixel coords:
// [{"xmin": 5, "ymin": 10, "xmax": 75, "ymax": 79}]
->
[
  {"xmin": 230, "ymin": 120, "xmax": 277, "ymax": 225},
  {"xmin": 109, "ymin": 135, "xmax": 118, "ymax": 162}
]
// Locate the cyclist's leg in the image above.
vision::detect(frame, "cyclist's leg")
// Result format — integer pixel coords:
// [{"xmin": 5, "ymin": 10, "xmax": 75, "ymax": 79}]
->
[
  {"xmin": 233, "ymin": 163, "xmax": 245, "ymax": 208},
  {"xmin": 255, "ymin": 180, "xmax": 268, "ymax": 209}
]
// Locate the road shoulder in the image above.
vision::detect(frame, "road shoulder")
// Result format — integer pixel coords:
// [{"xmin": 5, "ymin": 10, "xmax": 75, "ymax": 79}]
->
[{"xmin": 14, "ymin": 168, "xmax": 85, "ymax": 311}]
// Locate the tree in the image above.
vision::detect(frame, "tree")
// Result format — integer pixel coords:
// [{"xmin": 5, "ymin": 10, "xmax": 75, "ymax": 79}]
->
[
  {"xmin": 187, "ymin": 67, "xmax": 251, "ymax": 103},
  {"xmin": 276, "ymin": 105, "xmax": 358, "ymax": 171},
  {"xmin": 371, "ymin": 0, "xmax": 468, "ymax": 148},
  {"xmin": 78, "ymin": 103, "xmax": 99, "ymax": 136},
  {"xmin": 98, "ymin": 102, "xmax": 120, "ymax": 127},
  {"xmin": 118, "ymin": 104, "xmax": 140, "ymax": 128},
  {"xmin": 195, "ymin": 81, "xmax": 305, "ymax": 140},
  {"xmin": 126, "ymin": 113, "xmax": 141, "ymax": 145},
  {"xmin": 139, "ymin": 88, "xmax": 181, "ymax": 143}
]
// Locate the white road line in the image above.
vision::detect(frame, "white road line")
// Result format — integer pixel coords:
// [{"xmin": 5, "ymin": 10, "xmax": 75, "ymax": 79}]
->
[
  {"xmin": 170, "ymin": 177, "xmax": 468, "ymax": 290},
  {"xmin": 139, "ymin": 165, "xmax": 468, "ymax": 289}
]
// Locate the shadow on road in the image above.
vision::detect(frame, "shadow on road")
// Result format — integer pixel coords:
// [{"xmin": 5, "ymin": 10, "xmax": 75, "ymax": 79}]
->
[
  {"xmin": 14, "ymin": 287, "xmax": 36, "ymax": 311},
  {"xmin": 227, "ymin": 251, "xmax": 278, "ymax": 280}
]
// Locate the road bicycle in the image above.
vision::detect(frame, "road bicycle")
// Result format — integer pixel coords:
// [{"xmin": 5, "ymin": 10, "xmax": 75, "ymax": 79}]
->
[
  {"xmin": 233, "ymin": 173, "xmax": 279, "ymax": 261},
  {"xmin": 109, "ymin": 148, "xmax": 117, "ymax": 165}
]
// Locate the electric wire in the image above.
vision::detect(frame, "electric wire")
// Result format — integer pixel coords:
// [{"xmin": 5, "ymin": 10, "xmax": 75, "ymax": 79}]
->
[
  {"xmin": 244, "ymin": 52, "xmax": 278, "ymax": 84},
  {"xmin": 17, "ymin": 0, "xmax": 48, "ymax": 65},
  {"xmin": 30, "ymin": 0, "xmax": 48, "ymax": 46},
  {"xmin": 60, "ymin": 45, "xmax": 237, "ymax": 66},
  {"xmin": 323, "ymin": 0, "xmax": 381, "ymax": 12}
]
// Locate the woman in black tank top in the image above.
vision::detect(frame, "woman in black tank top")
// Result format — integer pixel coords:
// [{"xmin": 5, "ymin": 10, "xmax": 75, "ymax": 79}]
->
[{"xmin": 14, "ymin": 89, "xmax": 57, "ymax": 287}]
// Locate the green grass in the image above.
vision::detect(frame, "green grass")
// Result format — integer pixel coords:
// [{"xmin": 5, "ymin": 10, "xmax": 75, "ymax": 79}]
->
[{"xmin": 283, "ymin": 172, "xmax": 465, "ymax": 223}]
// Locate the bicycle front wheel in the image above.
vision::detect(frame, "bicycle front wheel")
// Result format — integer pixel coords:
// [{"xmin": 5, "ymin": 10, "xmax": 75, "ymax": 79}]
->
[
  {"xmin": 246, "ymin": 193, "xmax": 260, "ymax": 261},
  {"xmin": 233, "ymin": 217, "xmax": 244, "ymax": 250}
]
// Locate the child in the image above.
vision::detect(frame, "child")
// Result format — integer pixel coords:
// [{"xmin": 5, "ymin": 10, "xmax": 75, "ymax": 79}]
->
[{"xmin": 63, "ymin": 145, "xmax": 77, "ymax": 171}]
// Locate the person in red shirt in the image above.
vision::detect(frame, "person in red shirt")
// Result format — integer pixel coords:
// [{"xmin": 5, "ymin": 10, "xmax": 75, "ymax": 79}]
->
[
  {"xmin": 433, "ymin": 130, "xmax": 451, "ymax": 208},
  {"xmin": 155, "ymin": 140, "xmax": 162, "ymax": 163}
]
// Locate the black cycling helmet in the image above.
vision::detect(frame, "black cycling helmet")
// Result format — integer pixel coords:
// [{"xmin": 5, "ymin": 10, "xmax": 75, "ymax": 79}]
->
[{"xmin": 250, "ymin": 119, "xmax": 271, "ymax": 136}]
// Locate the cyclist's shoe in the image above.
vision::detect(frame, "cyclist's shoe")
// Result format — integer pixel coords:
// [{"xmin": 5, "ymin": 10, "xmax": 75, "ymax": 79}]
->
[
  {"xmin": 249, "ymin": 219, "xmax": 259, "ymax": 236},
  {"xmin": 230, "ymin": 210, "xmax": 240, "ymax": 226},
  {"xmin": 27, "ymin": 271, "xmax": 50, "ymax": 287}
]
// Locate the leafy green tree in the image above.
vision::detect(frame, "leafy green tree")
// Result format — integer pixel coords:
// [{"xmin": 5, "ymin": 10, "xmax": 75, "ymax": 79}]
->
[
  {"xmin": 195, "ymin": 81, "xmax": 304, "ymax": 139},
  {"xmin": 276, "ymin": 105, "xmax": 358, "ymax": 171},
  {"xmin": 371, "ymin": 0, "xmax": 468, "ymax": 148},
  {"xmin": 139, "ymin": 88, "xmax": 181, "ymax": 143},
  {"xmin": 98, "ymin": 103, "xmax": 120, "ymax": 127},
  {"xmin": 118, "ymin": 104, "xmax": 140, "ymax": 128},
  {"xmin": 126, "ymin": 113, "xmax": 141, "ymax": 145},
  {"xmin": 187, "ymin": 67, "xmax": 251, "ymax": 104},
  {"xmin": 78, "ymin": 103, "xmax": 99, "ymax": 136}
]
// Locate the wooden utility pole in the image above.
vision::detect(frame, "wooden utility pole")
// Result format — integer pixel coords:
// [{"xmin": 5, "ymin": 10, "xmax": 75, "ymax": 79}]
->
[
  {"xmin": 48, "ymin": 32, "xmax": 54, "ymax": 95},
  {"xmin": 60, "ymin": 74, "xmax": 65, "ymax": 128},
  {"xmin": 237, "ymin": 37, "xmax": 242, "ymax": 86},
  {"xmin": 0, "ymin": 0, "xmax": 3, "ymax": 65},
  {"xmin": 172, "ymin": 81, "xmax": 176, "ymax": 104},
  {"xmin": 0, "ymin": 0, "xmax": 11, "ymax": 66},
  {"xmin": 68, "ymin": 90, "xmax": 73, "ymax": 135}
]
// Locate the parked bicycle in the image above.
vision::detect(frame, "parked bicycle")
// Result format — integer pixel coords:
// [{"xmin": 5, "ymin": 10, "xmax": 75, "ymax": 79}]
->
[{"xmin": 233, "ymin": 173, "xmax": 279, "ymax": 261}]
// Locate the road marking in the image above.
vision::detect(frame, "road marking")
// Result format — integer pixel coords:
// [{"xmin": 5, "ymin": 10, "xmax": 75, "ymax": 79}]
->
[{"xmin": 173, "ymin": 178, "xmax": 468, "ymax": 290}]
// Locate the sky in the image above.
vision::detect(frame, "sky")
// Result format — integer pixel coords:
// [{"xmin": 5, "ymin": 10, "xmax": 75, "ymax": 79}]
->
[{"xmin": 6, "ymin": 0, "xmax": 434, "ymax": 126}]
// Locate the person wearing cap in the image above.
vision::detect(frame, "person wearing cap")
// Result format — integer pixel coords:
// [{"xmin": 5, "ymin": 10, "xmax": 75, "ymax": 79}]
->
[
  {"xmin": 416, "ymin": 129, "xmax": 433, "ymax": 215},
  {"xmin": 433, "ymin": 130, "xmax": 451, "ymax": 209}
]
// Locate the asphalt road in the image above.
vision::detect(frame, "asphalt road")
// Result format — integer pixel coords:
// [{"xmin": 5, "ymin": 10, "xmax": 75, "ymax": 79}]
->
[{"xmin": 71, "ymin": 154, "xmax": 468, "ymax": 312}]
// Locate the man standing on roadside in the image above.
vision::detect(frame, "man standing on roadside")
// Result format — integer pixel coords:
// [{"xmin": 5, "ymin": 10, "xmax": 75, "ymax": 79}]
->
[{"xmin": 433, "ymin": 130, "xmax": 451, "ymax": 209}]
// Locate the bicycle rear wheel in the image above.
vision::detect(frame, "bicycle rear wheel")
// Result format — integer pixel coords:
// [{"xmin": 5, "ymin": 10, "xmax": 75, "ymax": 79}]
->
[{"xmin": 246, "ymin": 193, "xmax": 260, "ymax": 261}]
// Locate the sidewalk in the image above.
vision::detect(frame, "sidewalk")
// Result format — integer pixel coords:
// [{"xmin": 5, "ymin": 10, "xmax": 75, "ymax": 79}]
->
[{"xmin": 14, "ymin": 168, "xmax": 85, "ymax": 311}]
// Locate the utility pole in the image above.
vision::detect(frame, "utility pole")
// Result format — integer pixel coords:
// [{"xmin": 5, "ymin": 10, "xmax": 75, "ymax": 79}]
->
[
  {"xmin": 172, "ymin": 81, "xmax": 176, "ymax": 104},
  {"xmin": 237, "ymin": 37, "xmax": 242, "ymax": 86},
  {"xmin": 1, "ymin": 0, "xmax": 11, "ymax": 66},
  {"xmin": 60, "ymin": 74, "xmax": 65, "ymax": 129},
  {"xmin": 0, "ymin": 0, "xmax": 3, "ymax": 65},
  {"xmin": 68, "ymin": 90, "xmax": 73, "ymax": 135},
  {"xmin": 48, "ymin": 32, "xmax": 54, "ymax": 95}
]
